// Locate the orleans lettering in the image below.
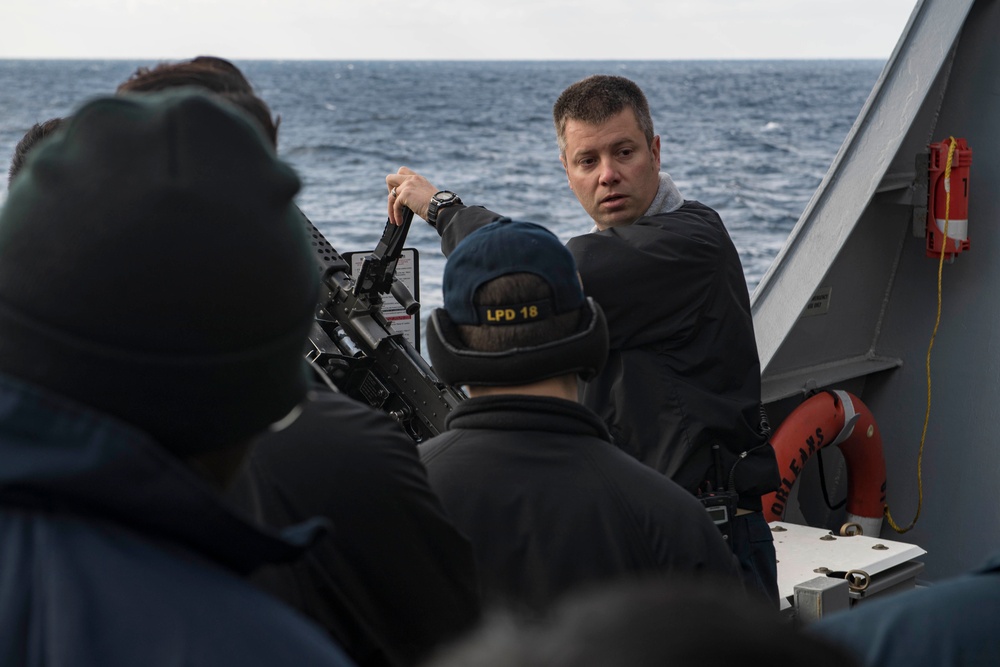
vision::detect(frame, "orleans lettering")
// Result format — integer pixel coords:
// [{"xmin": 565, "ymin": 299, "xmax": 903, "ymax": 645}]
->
[{"xmin": 771, "ymin": 427, "xmax": 828, "ymax": 520}]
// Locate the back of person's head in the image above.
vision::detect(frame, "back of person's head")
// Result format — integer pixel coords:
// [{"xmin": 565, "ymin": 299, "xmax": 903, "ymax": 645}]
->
[
  {"xmin": 423, "ymin": 577, "xmax": 859, "ymax": 667},
  {"xmin": 0, "ymin": 90, "xmax": 318, "ymax": 457},
  {"xmin": 117, "ymin": 56, "xmax": 279, "ymax": 147},
  {"xmin": 552, "ymin": 75, "xmax": 655, "ymax": 155},
  {"xmin": 426, "ymin": 218, "xmax": 608, "ymax": 388},
  {"xmin": 116, "ymin": 55, "xmax": 255, "ymax": 95},
  {"xmin": 8, "ymin": 117, "xmax": 64, "ymax": 186}
]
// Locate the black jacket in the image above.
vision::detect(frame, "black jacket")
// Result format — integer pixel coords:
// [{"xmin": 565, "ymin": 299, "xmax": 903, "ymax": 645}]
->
[
  {"xmin": 419, "ymin": 394, "xmax": 742, "ymax": 613},
  {"xmin": 436, "ymin": 203, "xmax": 779, "ymax": 509},
  {"xmin": 228, "ymin": 387, "xmax": 481, "ymax": 667}
]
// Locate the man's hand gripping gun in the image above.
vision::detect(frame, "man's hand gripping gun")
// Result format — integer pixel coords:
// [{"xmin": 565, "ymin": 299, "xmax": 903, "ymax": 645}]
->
[{"xmin": 302, "ymin": 208, "xmax": 465, "ymax": 441}]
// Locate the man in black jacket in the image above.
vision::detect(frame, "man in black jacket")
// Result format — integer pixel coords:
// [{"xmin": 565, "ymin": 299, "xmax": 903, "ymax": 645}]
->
[
  {"xmin": 112, "ymin": 56, "xmax": 482, "ymax": 666},
  {"xmin": 386, "ymin": 75, "xmax": 780, "ymax": 605},
  {"xmin": 417, "ymin": 217, "xmax": 741, "ymax": 614},
  {"xmin": 228, "ymin": 386, "xmax": 481, "ymax": 667}
]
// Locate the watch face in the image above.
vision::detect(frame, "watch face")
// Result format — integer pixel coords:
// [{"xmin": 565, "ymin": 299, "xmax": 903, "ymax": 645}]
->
[{"xmin": 435, "ymin": 191, "xmax": 457, "ymax": 203}]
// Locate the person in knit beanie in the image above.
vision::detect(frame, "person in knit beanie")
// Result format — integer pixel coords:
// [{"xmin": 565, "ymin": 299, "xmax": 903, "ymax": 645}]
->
[
  {"xmin": 0, "ymin": 88, "xmax": 318, "ymax": 463},
  {"xmin": 0, "ymin": 90, "xmax": 354, "ymax": 666}
]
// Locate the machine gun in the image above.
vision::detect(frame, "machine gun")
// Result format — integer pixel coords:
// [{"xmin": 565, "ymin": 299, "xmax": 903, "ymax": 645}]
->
[{"xmin": 301, "ymin": 208, "xmax": 465, "ymax": 442}]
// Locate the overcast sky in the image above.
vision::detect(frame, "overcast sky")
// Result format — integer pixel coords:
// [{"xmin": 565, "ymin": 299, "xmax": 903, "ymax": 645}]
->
[{"xmin": 2, "ymin": 0, "xmax": 918, "ymax": 60}]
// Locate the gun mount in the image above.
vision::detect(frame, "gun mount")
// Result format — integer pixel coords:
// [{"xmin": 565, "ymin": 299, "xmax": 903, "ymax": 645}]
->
[{"xmin": 301, "ymin": 209, "xmax": 465, "ymax": 441}]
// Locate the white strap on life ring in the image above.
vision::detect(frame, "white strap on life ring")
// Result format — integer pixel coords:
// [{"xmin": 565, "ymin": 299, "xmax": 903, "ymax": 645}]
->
[{"xmin": 828, "ymin": 390, "xmax": 860, "ymax": 447}]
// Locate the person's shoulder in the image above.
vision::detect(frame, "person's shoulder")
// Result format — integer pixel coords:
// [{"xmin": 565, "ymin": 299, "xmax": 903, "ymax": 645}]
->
[
  {"xmin": 248, "ymin": 386, "xmax": 421, "ymax": 480},
  {"xmin": 809, "ymin": 568, "xmax": 1000, "ymax": 667},
  {"xmin": 418, "ymin": 428, "xmax": 466, "ymax": 466},
  {"xmin": 815, "ymin": 566, "xmax": 1000, "ymax": 634},
  {"xmin": 582, "ymin": 439, "xmax": 702, "ymax": 508},
  {"xmin": 268, "ymin": 387, "xmax": 414, "ymax": 450},
  {"xmin": 567, "ymin": 201, "xmax": 726, "ymax": 252},
  {"xmin": 637, "ymin": 201, "xmax": 725, "ymax": 233}
]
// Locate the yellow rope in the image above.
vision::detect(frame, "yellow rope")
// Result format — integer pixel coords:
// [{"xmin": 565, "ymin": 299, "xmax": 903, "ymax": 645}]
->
[{"xmin": 885, "ymin": 136, "xmax": 958, "ymax": 534}]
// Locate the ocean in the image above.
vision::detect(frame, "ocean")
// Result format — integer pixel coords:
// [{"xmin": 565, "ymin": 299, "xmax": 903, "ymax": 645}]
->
[{"xmin": 0, "ymin": 59, "xmax": 884, "ymax": 316}]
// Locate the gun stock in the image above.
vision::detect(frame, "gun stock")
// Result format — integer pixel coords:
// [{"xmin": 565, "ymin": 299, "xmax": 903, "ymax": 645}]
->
[{"xmin": 301, "ymin": 209, "xmax": 465, "ymax": 441}]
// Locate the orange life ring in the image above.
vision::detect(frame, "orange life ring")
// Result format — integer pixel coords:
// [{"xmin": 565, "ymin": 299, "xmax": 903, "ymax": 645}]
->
[{"xmin": 761, "ymin": 390, "xmax": 887, "ymax": 537}]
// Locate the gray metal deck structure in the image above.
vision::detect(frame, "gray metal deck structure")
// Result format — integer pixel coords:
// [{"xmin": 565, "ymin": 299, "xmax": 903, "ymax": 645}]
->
[{"xmin": 752, "ymin": 0, "xmax": 1000, "ymax": 582}]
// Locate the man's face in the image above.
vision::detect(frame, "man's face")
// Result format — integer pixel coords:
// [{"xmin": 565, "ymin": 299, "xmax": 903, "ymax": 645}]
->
[{"xmin": 560, "ymin": 108, "xmax": 661, "ymax": 231}]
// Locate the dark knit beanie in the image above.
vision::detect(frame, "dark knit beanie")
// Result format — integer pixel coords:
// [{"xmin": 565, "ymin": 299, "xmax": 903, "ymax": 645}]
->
[{"xmin": 0, "ymin": 90, "xmax": 318, "ymax": 455}]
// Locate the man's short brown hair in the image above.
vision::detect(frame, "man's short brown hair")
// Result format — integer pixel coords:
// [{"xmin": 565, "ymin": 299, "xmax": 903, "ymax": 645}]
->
[
  {"xmin": 552, "ymin": 75, "xmax": 655, "ymax": 155},
  {"xmin": 8, "ymin": 118, "xmax": 64, "ymax": 185},
  {"xmin": 117, "ymin": 56, "xmax": 279, "ymax": 148}
]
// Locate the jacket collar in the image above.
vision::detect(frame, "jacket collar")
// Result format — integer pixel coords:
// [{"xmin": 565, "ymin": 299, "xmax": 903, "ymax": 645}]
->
[
  {"xmin": 643, "ymin": 171, "xmax": 685, "ymax": 217},
  {"xmin": 444, "ymin": 394, "xmax": 612, "ymax": 442}
]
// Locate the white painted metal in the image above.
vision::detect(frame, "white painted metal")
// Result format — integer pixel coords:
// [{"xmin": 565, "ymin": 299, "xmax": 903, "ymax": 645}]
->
[{"xmin": 772, "ymin": 521, "xmax": 926, "ymax": 601}]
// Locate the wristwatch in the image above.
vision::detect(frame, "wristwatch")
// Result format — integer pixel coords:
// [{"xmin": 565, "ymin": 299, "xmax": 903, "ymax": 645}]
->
[{"xmin": 427, "ymin": 190, "xmax": 463, "ymax": 228}]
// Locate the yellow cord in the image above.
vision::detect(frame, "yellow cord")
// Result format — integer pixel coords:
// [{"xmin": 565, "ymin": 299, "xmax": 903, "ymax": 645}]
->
[{"xmin": 885, "ymin": 136, "xmax": 958, "ymax": 534}]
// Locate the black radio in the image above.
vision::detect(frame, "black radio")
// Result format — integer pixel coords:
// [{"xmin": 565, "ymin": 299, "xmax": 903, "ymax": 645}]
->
[
  {"xmin": 698, "ymin": 489, "xmax": 739, "ymax": 541},
  {"xmin": 697, "ymin": 444, "xmax": 739, "ymax": 542}
]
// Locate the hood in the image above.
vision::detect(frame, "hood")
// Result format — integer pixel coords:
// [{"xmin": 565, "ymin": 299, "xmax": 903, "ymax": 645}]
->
[{"xmin": 0, "ymin": 372, "xmax": 325, "ymax": 575}]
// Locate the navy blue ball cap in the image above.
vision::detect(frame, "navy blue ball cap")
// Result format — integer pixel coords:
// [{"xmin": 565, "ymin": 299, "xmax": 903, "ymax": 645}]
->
[{"xmin": 443, "ymin": 218, "xmax": 584, "ymax": 325}]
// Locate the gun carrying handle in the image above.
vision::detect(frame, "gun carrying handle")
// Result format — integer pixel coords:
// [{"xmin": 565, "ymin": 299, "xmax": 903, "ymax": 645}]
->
[{"xmin": 372, "ymin": 207, "xmax": 414, "ymax": 263}]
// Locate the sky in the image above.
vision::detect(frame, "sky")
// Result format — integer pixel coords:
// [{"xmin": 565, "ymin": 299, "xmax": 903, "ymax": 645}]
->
[{"xmin": 0, "ymin": 0, "xmax": 919, "ymax": 61}]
